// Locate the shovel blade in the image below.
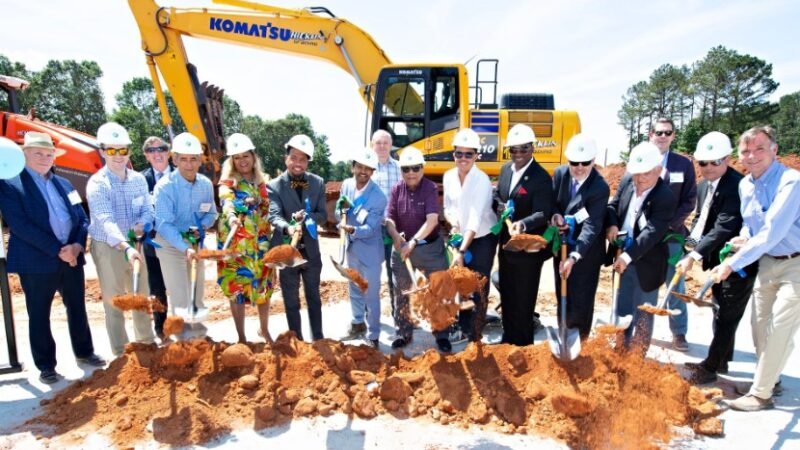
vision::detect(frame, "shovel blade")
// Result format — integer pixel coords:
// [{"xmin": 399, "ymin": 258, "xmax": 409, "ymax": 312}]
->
[
  {"xmin": 614, "ymin": 314, "xmax": 633, "ymax": 330},
  {"xmin": 545, "ymin": 325, "xmax": 561, "ymax": 356},
  {"xmin": 565, "ymin": 327, "xmax": 582, "ymax": 359}
]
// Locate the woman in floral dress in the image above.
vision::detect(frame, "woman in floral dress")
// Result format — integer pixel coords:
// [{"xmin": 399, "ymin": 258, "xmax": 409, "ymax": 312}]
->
[{"xmin": 217, "ymin": 133, "xmax": 274, "ymax": 342}]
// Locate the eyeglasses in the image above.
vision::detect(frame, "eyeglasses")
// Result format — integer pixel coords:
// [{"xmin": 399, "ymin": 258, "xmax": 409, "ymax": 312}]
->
[
  {"xmin": 653, "ymin": 130, "xmax": 674, "ymax": 137},
  {"xmin": 509, "ymin": 145, "xmax": 531, "ymax": 155},
  {"xmin": 453, "ymin": 151, "xmax": 476, "ymax": 159},
  {"xmin": 698, "ymin": 158, "xmax": 725, "ymax": 167},
  {"xmin": 569, "ymin": 160, "xmax": 592, "ymax": 167},
  {"xmin": 104, "ymin": 147, "xmax": 130, "ymax": 156},
  {"xmin": 401, "ymin": 165, "xmax": 423, "ymax": 173},
  {"xmin": 145, "ymin": 145, "xmax": 169, "ymax": 154}
]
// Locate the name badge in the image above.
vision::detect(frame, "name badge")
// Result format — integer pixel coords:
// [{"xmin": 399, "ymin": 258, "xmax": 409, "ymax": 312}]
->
[
  {"xmin": 574, "ymin": 207, "xmax": 589, "ymax": 224},
  {"xmin": 669, "ymin": 172, "xmax": 684, "ymax": 183},
  {"xmin": 132, "ymin": 196, "xmax": 144, "ymax": 208},
  {"xmin": 199, "ymin": 203, "xmax": 212, "ymax": 213},
  {"xmin": 637, "ymin": 213, "xmax": 648, "ymax": 230},
  {"xmin": 67, "ymin": 190, "xmax": 82, "ymax": 205},
  {"xmin": 356, "ymin": 208, "xmax": 368, "ymax": 224}
]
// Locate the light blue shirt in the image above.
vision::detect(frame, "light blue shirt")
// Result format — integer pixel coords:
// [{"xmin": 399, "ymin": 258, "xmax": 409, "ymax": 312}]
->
[
  {"xmin": 26, "ymin": 167, "xmax": 72, "ymax": 244},
  {"xmin": 728, "ymin": 161, "xmax": 800, "ymax": 271},
  {"xmin": 154, "ymin": 170, "xmax": 218, "ymax": 252},
  {"xmin": 87, "ymin": 167, "xmax": 154, "ymax": 247}
]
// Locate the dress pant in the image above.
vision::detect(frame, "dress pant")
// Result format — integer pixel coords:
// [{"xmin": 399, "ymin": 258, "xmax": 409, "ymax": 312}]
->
[
  {"xmin": 499, "ymin": 240, "xmax": 545, "ymax": 346},
  {"xmin": 154, "ymin": 236, "xmax": 206, "ymax": 313},
  {"xmin": 346, "ymin": 245, "xmax": 383, "ymax": 341},
  {"xmin": 382, "ymin": 225, "xmax": 396, "ymax": 315},
  {"xmin": 91, "ymin": 241, "xmax": 156, "ymax": 356},
  {"xmin": 458, "ymin": 233, "xmax": 497, "ymax": 340},
  {"xmin": 553, "ymin": 253, "xmax": 603, "ymax": 338},
  {"xmin": 702, "ymin": 272, "xmax": 756, "ymax": 372},
  {"xmin": 665, "ymin": 241, "xmax": 688, "ymax": 335},
  {"xmin": 145, "ymin": 251, "xmax": 168, "ymax": 335},
  {"xmin": 19, "ymin": 263, "xmax": 95, "ymax": 372},
  {"xmin": 617, "ymin": 264, "xmax": 659, "ymax": 350},
  {"xmin": 391, "ymin": 239, "xmax": 449, "ymax": 340},
  {"xmin": 279, "ymin": 249, "xmax": 323, "ymax": 341}
]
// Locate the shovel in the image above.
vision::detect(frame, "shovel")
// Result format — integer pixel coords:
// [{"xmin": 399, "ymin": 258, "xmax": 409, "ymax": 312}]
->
[
  {"xmin": 640, "ymin": 267, "xmax": 684, "ymax": 316},
  {"xmin": 329, "ymin": 209, "xmax": 368, "ymax": 293},
  {"xmin": 672, "ymin": 276, "xmax": 719, "ymax": 310},
  {"xmin": 264, "ymin": 226, "xmax": 307, "ymax": 269},
  {"xmin": 596, "ymin": 232, "xmax": 632, "ymax": 331},
  {"xmin": 547, "ymin": 241, "xmax": 581, "ymax": 361}
]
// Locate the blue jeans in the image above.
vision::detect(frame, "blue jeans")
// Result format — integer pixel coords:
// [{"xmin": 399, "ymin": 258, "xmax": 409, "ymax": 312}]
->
[
  {"xmin": 617, "ymin": 264, "xmax": 660, "ymax": 350},
  {"xmin": 665, "ymin": 241, "xmax": 687, "ymax": 335},
  {"xmin": 347, "ymin": 248, "xmax": 383, "ymax": 341}
]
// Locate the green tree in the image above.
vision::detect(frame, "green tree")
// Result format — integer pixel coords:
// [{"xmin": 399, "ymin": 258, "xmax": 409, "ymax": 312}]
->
[
  {"xmin": 773, "ymin": 91, "xmax": 800, "ymax": 154},
  {"xmin": 328, "ymin": 161, "xmax": 351, "ymax": 181},
  {"xmin": 0, "ymin": 54, "xmax": 32, "ymax": 112}
]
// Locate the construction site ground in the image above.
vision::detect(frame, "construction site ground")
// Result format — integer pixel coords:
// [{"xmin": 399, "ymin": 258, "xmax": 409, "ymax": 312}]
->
[{"xmin": 0, "ymin": 234, "xmax": 798, "ymax": 449}]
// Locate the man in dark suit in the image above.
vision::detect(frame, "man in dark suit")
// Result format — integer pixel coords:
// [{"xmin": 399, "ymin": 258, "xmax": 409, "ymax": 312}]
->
[
  {"xmin": 140, "ymin": 136, "xmax": 173, "ymax": 340},
  {"xmin": 494, "ymin": 124, "xmax": 553, "ymax": 346},
  {"xmin": 551, "ymin": 134, "xmax": 610, "ymax": 339},
  {"xmin": 0, "ymin": 132, "xmax": 105, "ymax": 384},
  {"xmin": 268, "ymin": 134, "xmax": 328, "ymax": 341},
  {"xmin": 606, "ymin": 142, "xmax": 677, "ymax": 351},
  {"xmin": 676, "ymin": 132, "xmax": 758, "ymax": 384},
  {"xmin": 649, "ymin": 118, "xmax": 698, "ymax": 351}
]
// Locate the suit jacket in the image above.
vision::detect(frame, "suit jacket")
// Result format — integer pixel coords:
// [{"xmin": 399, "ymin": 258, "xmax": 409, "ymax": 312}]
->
[
  {"xmin": 493, "ymin": 159, "xmax": 554, "ymax": 262},
  {"xmin": 664, "ymin": 151, "xmax": 698, "ymax": 235},
  {"xmin": 141, "ymin": 165, "xmax": 173, "ymax": 257},
  {"xmin": 606, "ymin": 175, "xmax": 676, "ymax": 291},
  {"xmin": 340, "ymin": 178, "xmax": 387, "ymax": 267},
  {"xmin": 552, "ymin": 165, "xmax": 609, "ymax": 263},
  {"xmin": 0, "ymin": 169, "xmax": 88, "ymax": 273},
  {"xmin": 267, "ymin": 170, "xmax": 328, "ymax": 261}
]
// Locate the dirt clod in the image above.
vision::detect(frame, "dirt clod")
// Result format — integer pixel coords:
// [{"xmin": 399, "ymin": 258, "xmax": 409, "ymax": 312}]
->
[
  {"xmin": 221, "ymin": 343, "xmax": 254, "ymax": 368},
  {"xmin": 163, "ymin": 316, "xmax": 184, "ymax": 336}
]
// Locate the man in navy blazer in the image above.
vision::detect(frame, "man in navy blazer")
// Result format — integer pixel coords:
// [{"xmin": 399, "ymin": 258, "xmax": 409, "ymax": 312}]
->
[
  {"xmin": 0, "ymin": 132, "xmax": 105, "ymax": 384},
  {"xmin": 650, "ymin": 118, "xmax": 697, "ymax": 351}
]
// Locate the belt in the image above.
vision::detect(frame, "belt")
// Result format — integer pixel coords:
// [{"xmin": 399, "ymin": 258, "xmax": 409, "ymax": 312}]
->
[{"xmin": 767, "ymin": 251, "xmax": 800, "ymax": 260}]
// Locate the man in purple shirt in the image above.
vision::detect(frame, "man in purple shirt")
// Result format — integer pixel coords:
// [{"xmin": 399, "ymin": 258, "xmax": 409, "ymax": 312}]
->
[{"xmin": 384, "ymin": 148, "xmax": 452, "ymax": 352}]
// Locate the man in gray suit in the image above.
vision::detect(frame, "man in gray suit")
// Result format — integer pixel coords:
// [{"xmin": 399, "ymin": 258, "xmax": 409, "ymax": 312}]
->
[{"xmin": 268, "ymin": 134, "xmax": 328, "ymax": 341}]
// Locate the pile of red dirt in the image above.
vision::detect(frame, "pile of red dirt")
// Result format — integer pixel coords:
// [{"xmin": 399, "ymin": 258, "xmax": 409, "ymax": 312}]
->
[
  {"xmin": 163, "ymin": 316, "xmax": 185, "ymax": 337},
  {"xmin": 25, "ymin": 334, "xmax": 722, "ymax": 449},
  {"xmin": 262, "ymin": 245, "xmax": 302, "ymax": 265},
  {"xmin": 503, "ymin": 233, "xmax": 549, "ymax": 253}
]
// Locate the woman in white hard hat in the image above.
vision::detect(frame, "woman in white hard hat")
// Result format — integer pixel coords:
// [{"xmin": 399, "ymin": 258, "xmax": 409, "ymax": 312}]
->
[
  {"xmin": 443, "ymin": 128, "xmax": 498, "ymax": 343},
  {"xmin": 217, "ymin": 133, "xmax": 275, "ymax": 343}
]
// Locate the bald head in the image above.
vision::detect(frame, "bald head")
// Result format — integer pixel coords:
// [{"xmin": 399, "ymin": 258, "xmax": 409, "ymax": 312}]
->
[{"xmin": 371, "ymin": 129, "xmax": 392, "ymax": 163}]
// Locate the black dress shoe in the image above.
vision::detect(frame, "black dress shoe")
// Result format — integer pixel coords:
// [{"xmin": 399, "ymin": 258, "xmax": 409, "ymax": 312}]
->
[
  {"xmin": 76, "ymin": 354, "xmax": 107, "ymax": 367},
  {"xmin": 391, "ymin": 337, "xmax": 411, "ymax": 349},
  {"xmin": 718, "ymin": 362, "xmax": 729, "ymax": 374},
  {"xmin": 436, "ymin": 338, "xmax": 452, "ymax": 353},
  {"xmin": 369, "ymin": 339, "xmax": 380, "ymax": 350},
  {"xmin": 39, "ymin": 369, "xmax": 61, "ymax": 385},
  {"xmin": 689, "ymin": 365, "xmax": 718, "ymax": 385}
]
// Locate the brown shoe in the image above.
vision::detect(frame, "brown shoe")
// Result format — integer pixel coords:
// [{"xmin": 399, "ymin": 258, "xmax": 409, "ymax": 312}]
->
[
  {"xmin": 728, "ymin": 394, "xmax": 774, "ymax": 412},
  {"xmin": 672, "ymin": 335, "xmax": 689, "ymax": 352},
  {"xmin": 340, "ymin": 322, "xmax": 367, "ymax": 341}
]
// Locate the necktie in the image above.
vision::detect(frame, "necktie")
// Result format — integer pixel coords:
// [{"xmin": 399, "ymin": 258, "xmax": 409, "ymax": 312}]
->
[
  {"xmin": 689, "ymin": 183, "xmax": 715, "ymax": 241},
  {"xmin": 570, "ymin": 179, "xmax": 579, "ymax": 200},
  {"xmin": 155, "ymin": 171, "xmax": 163, "ymax": 183}
]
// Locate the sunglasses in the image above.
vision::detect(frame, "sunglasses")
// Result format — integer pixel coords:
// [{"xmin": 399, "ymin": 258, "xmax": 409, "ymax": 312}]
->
[
  {"xmin": 401, "ymin": 165, "xmax": 423, "ymax": 173},
  {"xmin": 453, "ymin": 151, "xmax": 476, "ymax": 159},
  {"xmin": 145, "ymin": 145, "xmax": 169, "ymax": 153},
  {"xmin": 698, "ymin": 158, "xmax": 725, "ymax": 167},
  {"xmin": 653, "ymin": 130, "xmax": 674, "ymax": 137},
  {"xmin": 569, "ymin": 160, "xmax": 592, "ymax": 167},
  {"xmin": 104, "ymin": 147, "xmax": 130, "ymax": 156},
  {"xmin": 509, "ymin": 145, "xmax": 531, "ymax": 155}
]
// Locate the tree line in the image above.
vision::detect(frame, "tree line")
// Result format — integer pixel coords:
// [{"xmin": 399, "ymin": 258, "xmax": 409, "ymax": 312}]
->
[
  {"xmin": 617, "ymin": 46, "xmax": 799, "ymax": 156},
  {"xmin": 0, "ymin": 54, "xmax": 354, "ymax": 181}
]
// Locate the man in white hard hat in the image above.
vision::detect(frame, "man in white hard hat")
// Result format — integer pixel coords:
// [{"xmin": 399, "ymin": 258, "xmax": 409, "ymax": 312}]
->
[
  {"xmin": 87, "ymin": 122, "xmax": 156, "ymax": 356},
  {"xmin": 493, "ymin": 124, "xmax": 553, "ymax": 346},
  {"xmin": 153, "ymin": 132, "xmax": 218, "ymax": 334},
  {"xmin": 605, "ymin": 142, "xmax": 677, "ymax": 351},
  {"xmin": 649, "ymin": 118, "xmax": 698, "ymax": 352},
  {"xmin": 336, "ymin": 148, "xmax": 387, "ymax": 349},
  {"xmin": 0, "ymin": 132, "xmax": 105, "ymax": 384},
  {"xmin": 550, "ymin": 134, "xmax": 610, "ymax": 339},
  {"xmin": 713, "ymin": 126, "xmax": 800, "ymax": 411},
  {"xmin": 384, "ymin": 147, "xmax": 452, "ymax": 352},
  {"xmin": 675, "ymin": 132, "xmax": 757, "ymax": 385},
  {"xmin": 370, "ymin": 129, "xmax": 401, "ymax": 318},
  {"xmin": 267, "ymin": 134, "xmax": 328, "ymax": 341}
]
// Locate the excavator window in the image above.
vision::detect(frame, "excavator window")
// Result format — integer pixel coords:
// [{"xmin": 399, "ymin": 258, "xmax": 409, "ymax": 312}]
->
[{"xmin": 378, "ymin": 76, "xmax": 425, "ymax": 148}]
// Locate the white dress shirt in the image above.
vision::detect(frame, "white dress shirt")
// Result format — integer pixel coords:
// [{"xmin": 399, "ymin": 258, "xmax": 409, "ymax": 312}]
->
[{"xmin": 443, "ymin": 165, "xmax": 496, "ymax": 239}]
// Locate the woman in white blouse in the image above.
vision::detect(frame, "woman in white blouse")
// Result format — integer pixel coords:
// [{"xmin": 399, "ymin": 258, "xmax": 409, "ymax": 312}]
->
[{"xmin": 443, "ymin": 128, "xmax": 498, "ymax": 342}]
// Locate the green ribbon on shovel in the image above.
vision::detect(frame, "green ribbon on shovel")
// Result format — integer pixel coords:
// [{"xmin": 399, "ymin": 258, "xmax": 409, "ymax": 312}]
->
[
  {"xmin": 335, "ymin": 195, "xmax": 351, "ymax": 212},
  {"xmin": 719, "ymin": 242, "xmax": 734, "ymax": 263},
  {"xmin": 542, "ymin": 225, "xmax": 561, "ymax": 256},
  {"xmin": 490, "ymin": 207, "xmax": 513, "ymax": 235},
  {"xmin": 282, "ymin": 219, "xmax": 298, "ymax": 245},
  {"xmin": 662, "ymin": 232, "xmax": 686, "ymax": 265}
]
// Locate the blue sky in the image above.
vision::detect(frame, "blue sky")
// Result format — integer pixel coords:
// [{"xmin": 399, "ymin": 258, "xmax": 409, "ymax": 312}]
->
[{"xmin": 3, "ymin": 0, "xmax": 798, "ymax": 162}]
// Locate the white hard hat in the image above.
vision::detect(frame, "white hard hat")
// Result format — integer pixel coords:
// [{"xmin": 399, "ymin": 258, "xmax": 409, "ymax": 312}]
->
[
  {"xmin": 171, "ymin": 132, "xmax": 203, "ymax": 155},
  {"xmin": 504, "ymin": 124, "xmax": 536, "ymax": 147},
  {"xmin": 452, "ymin": 128, "xmax": 481, "ymax": 150},
  {"xmin": 353, "ymin": 147, "xmax": 378, "ymax": 169},
  {"xmin": 284, "ymin": 134, "xmax": 314, "ymax": 161},
  {"xmin": 96, "ymin": 122, "xmax": 132, "ymax": 148},
  {"xmin": 694, "ymin": 131, "xmax": 732, "ymax": 161},
  {"xmin": 564, "ymin": 133, "xmax": 598, "ymax": 162},
  {"xmin": 0, "ymin": 137, "xmax": 25, "ymax": 180},
  {"xmin": 627, "ymin": 142, "xmax": 662, "ymax": 174},
  {"xmin": 398, "ymin": 147, "xmax": 425, "ymax": 167},
  {"xmin": 226, "ymin": 133, "xmax": 255, "ymax": 156}
]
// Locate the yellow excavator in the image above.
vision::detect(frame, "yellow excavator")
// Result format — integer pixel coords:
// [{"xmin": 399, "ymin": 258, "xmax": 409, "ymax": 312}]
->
[{"xmin": 128, "ymin": 0, "xmax": 581, "ymax": 180}]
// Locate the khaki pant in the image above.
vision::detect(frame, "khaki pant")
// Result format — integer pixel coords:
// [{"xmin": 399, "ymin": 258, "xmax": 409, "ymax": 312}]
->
[
  {"xmin": 91, "ymin": 241, "xmax": 155, "ymax": 356},
  {"xmin": 749, "ymin": 255, "xmax": 800, "ymax": 398},
  {"xmin": 154, "ymin": 236, "xmax": 206, "ymax": 314}
]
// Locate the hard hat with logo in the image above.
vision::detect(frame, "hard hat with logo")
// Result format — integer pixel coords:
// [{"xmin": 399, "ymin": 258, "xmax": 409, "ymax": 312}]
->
[
  {"xmin": 398, "ymin": 147, "xmax": 425, "ymax": 167},
  {"xmin": 353, "ymin": 147, "xmax": 378, "ymax": 169},
  {"xmin": 96, "ymin": 122, "xmax": 132, "ymax": 148},
  {"xmin": 226, "ymin": 133, "xmax": 256, "ymax": 156},
  {"xmin": 627, "ymin": 142, "xmax": 662, "ymax": 174},
  {"xmin": 694, "ymin": 131, "xmax": 732, "ymax": 161},
  {"xmin": 564, "ymin": 133, "xmax": 598, "ymax": 162},
  {"xmin": 504, "ymin": 124, "xmax": 536, "ymax": 147},
  {"xmin": 284, "ymin": 134, "xmax": 314, "ymax": 160},
  {"xmin": 452, "ymin": 128, "xmax": 481, "ymax": 150},
  {"xmin": 171, "ymin": 132, "xmax": 203, "ymax": 155},
  {"xmin": 0, "ymin": 137, "xmax": 26, "ymax": 180}
]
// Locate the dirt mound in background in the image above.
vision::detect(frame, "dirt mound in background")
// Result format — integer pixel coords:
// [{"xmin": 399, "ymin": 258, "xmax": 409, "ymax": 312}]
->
[{"xmin": 26, "ymin": 333, "xmax": 722, "ymax": 449}]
